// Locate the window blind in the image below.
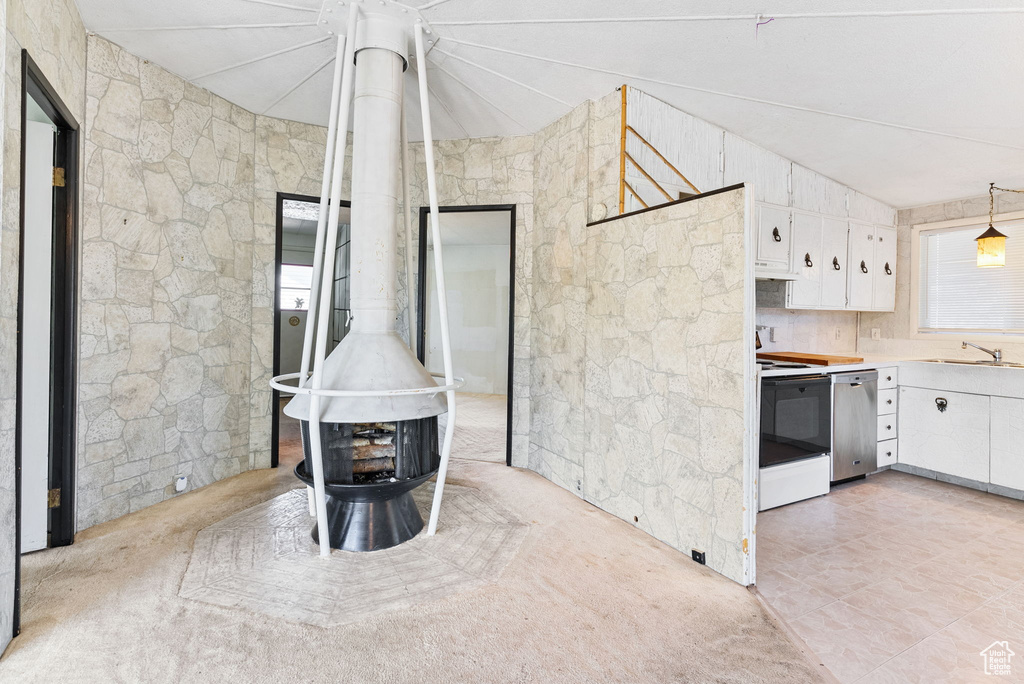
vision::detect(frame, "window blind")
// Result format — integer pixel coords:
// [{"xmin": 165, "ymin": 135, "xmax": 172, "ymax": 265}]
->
[{"xmin": 918, "ymin": 221, "xmax": 1024, "ymax": 333}]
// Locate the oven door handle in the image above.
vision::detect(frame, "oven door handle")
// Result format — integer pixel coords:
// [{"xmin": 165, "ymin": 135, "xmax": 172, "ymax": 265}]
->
[{"xmin": 761, "ymin": 375, "xmax": 830, "ymax": 387}]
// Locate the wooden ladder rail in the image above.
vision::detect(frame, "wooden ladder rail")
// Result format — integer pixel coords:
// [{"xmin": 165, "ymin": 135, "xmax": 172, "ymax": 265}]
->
[{"xmin": 617, "ymin": 84, "xmax": 701, "ymax": 213}]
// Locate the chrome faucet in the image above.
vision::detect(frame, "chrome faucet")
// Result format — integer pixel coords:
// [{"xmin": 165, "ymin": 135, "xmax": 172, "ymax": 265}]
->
[{"xmin": 962, "ymin": 341, "xmax": 1002, "ymax": 363}]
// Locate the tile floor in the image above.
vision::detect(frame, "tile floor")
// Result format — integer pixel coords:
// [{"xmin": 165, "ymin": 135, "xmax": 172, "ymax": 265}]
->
[{"xmin": 758, "ymin": 469, "xmax": 1024, "ymax": 682}]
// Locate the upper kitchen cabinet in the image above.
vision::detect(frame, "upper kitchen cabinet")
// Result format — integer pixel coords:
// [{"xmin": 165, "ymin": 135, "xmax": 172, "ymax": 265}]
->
[
  {"xmin": 847, "ymin": 221, "xmax": 876, "ymax": 310},
  {"xmin": 786, "ymin": 212, "xmax": 823, "ymax": 307},
  {"xmin": 872, "ymin": 226, "xmax": 897, "ymax": 311},
  {"xmin": 782, "ymin": 216, "xmax": 896, "ymax": 312},
  {"xmin": 755, "ymin": 204, "xmax": 795, "ymax": 279},
  {"xmin": 819, "ymin": 217, "xmax": 849, "ymax": 309}
]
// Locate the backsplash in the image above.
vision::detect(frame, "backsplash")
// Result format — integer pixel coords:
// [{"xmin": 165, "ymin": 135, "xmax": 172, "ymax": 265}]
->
[{"xmin": 756, "ymin": 298, "xmax": 859, "ymax": 356}]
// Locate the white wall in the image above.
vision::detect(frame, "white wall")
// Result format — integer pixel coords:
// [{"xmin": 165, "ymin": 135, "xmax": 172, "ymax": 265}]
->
[{"xmin": 426, "ymin": 244, "xmax": 510, "ymax": 395}]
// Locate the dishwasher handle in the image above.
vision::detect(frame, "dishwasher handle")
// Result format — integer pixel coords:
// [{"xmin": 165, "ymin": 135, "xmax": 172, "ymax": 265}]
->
[{"xmin": 833, "ymin": 371, "xmax": 878, "ymax": 385}]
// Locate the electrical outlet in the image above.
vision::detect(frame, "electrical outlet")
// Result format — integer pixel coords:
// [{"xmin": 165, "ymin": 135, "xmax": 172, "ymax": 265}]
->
[
  {"xmin": 871, "ymin": 328, "xmax": 881, "ymax": 341},
  {"xmin": 834, "ymin": 326, "xmax": 842, "ymax": 340},
  {"xmin": 769, "ymin": 327, "xmax": 776, "ymax": 343},
  {"xmin": 691, "ymin": 549, "xmax": 706, "ymax": 565}
]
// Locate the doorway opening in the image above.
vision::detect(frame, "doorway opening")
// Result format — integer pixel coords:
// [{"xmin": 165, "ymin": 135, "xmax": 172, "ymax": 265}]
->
[
  {"xmin": 14, "ymin": 51, "xmax": 80, "ymax": 636},
  {"xmin": 417, "ymin": 205, "xmax": 516, "ymax": 466},
  {"xmin": 271, "ymin": 194, "xmax": 352, "ymax": 469}
]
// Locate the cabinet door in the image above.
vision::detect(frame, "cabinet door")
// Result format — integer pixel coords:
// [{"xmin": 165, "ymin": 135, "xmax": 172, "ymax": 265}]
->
[
  {"xmin": 756, "ymin": 205, "xmax": 792, "ymax": 268},
  {"xmin": 872, "ymin": 226, "xmax": 897, "ymax": 311},
  {"xmin": 898, "ymin": 387, "xmax": 989, "ymax": 482},
  {"xmin": 819, "ymin": 217, "xmax": 849, "ymax": 309},
  {"xmin": 991, "ymin": 396, "xmax": 1024, "ymax": 491},
  {"xmin": 847, "ymin": 222, "xmax": 875, "ymax": 310},
  {"xmin": 786, "ymin": 212, "xmax": 823, "ymax": 308}
]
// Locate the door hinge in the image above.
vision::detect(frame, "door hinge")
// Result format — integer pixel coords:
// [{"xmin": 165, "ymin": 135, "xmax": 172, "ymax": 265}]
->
[
  {"xmin": 47, "ymin": 488, "xmax": 61, "ymax": 508},
  {"xmin": 53, "ymin": 167, "xmax": 65, "ymax": 187}
]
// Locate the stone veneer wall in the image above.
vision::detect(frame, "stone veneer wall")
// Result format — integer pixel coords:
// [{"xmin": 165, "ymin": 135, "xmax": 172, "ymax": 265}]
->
[
  {"xmin": 0, "ymin": 0, "xmax": 87, "ymax": 648},
  {"xmin": 528, "ymin": 102, "xmax": 592, "ymax": 487},
  {"xmin": 858, "ymin": 193, "xmax": 1024, "ymax": 359},
  {"xmin": 586, "ymin": 190, "xmax": 748, "ymax": 582},
  {"xmin": 76, "ymin": 36, "xmax": 259, "ymax": 526}
]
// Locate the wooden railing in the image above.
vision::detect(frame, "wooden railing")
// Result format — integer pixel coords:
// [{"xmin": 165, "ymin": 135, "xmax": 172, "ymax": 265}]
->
[{"xmin": 618, "ymin": 85, "xmax": 700, "ymax": 213}]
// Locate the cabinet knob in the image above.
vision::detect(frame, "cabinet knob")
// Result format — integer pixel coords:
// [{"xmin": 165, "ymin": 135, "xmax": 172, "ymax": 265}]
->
[
  {"xmin": 833, "ymin": 257, "xmax": 841, "ymax": 271},
  {"xmin": 772, "ymin": 226, "xmax": 782, "ymax": 242},
  {"xmin": 886, "ymin": 376, "xmax": 892, "ymax": 382},
  {"xmin": 885, "ymin": 262, "xmax": 892, "ymax": 276},
  {"xmin": 885, "ymin": 424, "xmax": 892, "ymax": 431},
  {"xmin": 860, "ymin": 260, "xmax": 869, "ymax": 274},
  {"xmin": 886, "ymin": 451, "xmax": 892, "ymax": 457},
  {"xmin": 935, "ymin": 397, "xmax": 948, "ymax": 412},
  {"xmin": 804, "ymin": 253, "xmax": 813, "ymax": 268},
  {"xmin": 886, "ymin": 399, "xmax": 893, "ymax": 405}
]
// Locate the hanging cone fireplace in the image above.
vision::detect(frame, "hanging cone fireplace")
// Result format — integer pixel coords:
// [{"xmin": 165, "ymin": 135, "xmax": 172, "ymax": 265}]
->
[{"xmin": 271, "ymin": 0, "xmax": 461, "ymax": 554}]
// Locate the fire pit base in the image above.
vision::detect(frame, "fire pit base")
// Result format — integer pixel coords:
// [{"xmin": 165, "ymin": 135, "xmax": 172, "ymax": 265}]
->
[{"xmin": 294, "ymin": 462, "xmax": 437, "ymax": 552}]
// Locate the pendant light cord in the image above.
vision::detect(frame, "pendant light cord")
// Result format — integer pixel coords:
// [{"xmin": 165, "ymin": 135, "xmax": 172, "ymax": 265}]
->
[{"xmin": 989, "ymin": 182, "xmax": 1024, "ymax": 226}]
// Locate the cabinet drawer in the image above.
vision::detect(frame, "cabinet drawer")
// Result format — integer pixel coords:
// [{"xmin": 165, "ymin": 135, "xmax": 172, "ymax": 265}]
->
[
  {"xmin": 877, "ymin": 439, "xmax": 898, "ymax": 467},
  {"xmin": 878, "ymin": 367, "xmax": 898, "ymax": 390},
  {"xmin": 878, "ymin": 388, "xmax": 897, "ymax": 415},
  {"xmin": 877, "ymin": 414, "xmax": 897, "ymax": 440}
]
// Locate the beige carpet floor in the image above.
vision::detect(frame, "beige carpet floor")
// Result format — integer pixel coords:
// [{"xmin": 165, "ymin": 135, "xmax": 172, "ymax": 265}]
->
[{"xmin": 3, "ymin": 398, "xmax": 825, "ymax": 683}]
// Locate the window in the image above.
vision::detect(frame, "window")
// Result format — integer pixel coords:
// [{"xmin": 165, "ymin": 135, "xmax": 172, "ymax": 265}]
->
[
  {"xmin": 917, "ymin": 220, "xmax": 1024, "ymax": 334},
  {"xmin": 280, "ymin": 263, "xmax": 313, "ymax": 311}
]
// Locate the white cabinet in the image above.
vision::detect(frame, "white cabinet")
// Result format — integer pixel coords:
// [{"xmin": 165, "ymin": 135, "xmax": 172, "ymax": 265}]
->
[
  {"xmin": 819, "ymin": 218, "xmax": 849, "ymax": 309},
  {"xmin": 786, "ymin": 212, "xmax": 823, "ymax": 307},
  {"xmin": 991, "ymin": 396, "xmax": 1024, "ymax": 491},
  {"xmin": 872, "ymin": 226, "xmax": 897, "ymax": 312},
  {"xmin": 847, "ymin": 222, "xmax": 875, "ymax": 310},
  {"xmin": 898, "ymin": 387, "xmax": 990, "ymax": 483},
  {"xmin": 755, "ymin": 204, "xmax": 794, "ymax": 277},
  {"xmin": 877, "ymin": 440, "xmax": 898, "ymax": 467}
]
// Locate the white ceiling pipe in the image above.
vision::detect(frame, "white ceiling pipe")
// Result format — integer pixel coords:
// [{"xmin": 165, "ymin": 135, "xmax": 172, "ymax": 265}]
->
[
  {"xmin": 414, "ymin": 24, "xmax": 457, "ymax": 538},
  {"xmin": 304, "ymin": 0, "xmax": 361, "ymax": 557}
]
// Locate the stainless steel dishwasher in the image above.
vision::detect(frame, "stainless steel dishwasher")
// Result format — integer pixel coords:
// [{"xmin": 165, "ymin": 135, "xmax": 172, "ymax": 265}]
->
[{"xmin": 832, "ymin": 371, "xmax": 878, "ymax": 482}]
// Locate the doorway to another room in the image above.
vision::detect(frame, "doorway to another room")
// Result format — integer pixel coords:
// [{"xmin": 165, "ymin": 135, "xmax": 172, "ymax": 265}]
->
[
  {"xmin": 14, "ymin": 51, "xmax": 80, "ymax": 636},
  {"xmin": 271, "ymin": 194, "xmax": 351, "ymax": 469},
  {"xmin": 417, "ymin": 206, "xmax": 516, "ymax": 466}
]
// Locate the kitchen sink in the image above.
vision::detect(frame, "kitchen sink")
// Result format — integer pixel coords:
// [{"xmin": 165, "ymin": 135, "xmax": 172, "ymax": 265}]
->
[{"xmin": 922, "ymin": 359, "xmax": 1024, "ymax": 368}]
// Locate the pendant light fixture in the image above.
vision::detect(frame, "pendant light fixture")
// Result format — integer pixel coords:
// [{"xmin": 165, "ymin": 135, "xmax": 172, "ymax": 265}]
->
[{"xmin": 977, "ymin": 182, "xmax": 1022, "ymax": 268}]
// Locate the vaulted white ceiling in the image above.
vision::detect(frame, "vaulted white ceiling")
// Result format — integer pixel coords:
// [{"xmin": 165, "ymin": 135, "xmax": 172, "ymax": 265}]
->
[{"xmin": 75, "ymin": 0, "xmax": 1024, "ymax": 208}]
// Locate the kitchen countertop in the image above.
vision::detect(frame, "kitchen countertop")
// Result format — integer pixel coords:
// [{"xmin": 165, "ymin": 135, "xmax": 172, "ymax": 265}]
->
[{"xmin": 759, "ymin": 354, "xmax": 910, "ymax": 377}]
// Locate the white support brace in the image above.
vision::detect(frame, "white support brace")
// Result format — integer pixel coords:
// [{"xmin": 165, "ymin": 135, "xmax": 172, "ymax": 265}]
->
[
  {"xmin": 306, "ymin": 0, "xmax": 360, "ymax": 556},
  {"xmin": 414, "ymin": 24, "xmax": 457, "ymax": 536}
]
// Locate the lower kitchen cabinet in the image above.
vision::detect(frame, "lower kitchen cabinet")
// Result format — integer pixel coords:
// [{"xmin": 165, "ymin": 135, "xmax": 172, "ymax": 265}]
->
[
  {"xmin": 877, "ymin": 439, "xmax": 898, "ymax": 467},
  {"xmin": 898, "ymin": 387, "xmax": 990, "ymax": 483},
  {"xmin": 991, "ymin": 396, "xmax": 1024, "ymax": 491}
]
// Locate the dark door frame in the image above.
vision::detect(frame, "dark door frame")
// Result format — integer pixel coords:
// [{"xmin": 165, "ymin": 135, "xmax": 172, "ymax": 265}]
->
[
  {"xmin": 14, "ymin": 50, "xmax": 80, "ymax": 637},
  {"xmin": 416, "ymin": 204, "xmax": 517, "ymax": 467},
  {"xmin": 271, "ymin": 193, "xmax": 351, "ymax": 468}
]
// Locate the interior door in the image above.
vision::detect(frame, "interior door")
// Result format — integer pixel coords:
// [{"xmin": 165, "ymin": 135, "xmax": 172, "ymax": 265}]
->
[
  {"xmin": 787, "ymin": 212, "xmax": 822, "ymax": 308},
  {"xmin": 847, "ymin": 222, "xmax": 875, "ymax": 310},
  {"xmin": 20, "ymin": 120, "xmax": 56, "ymax": 554},
  {"xmin": 819, "ymin": 218, "xmax": 849, "ymax": 309},
  {"xmin": 872, "ymin": 226, "xmax": 897, "ymax": 311}
]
